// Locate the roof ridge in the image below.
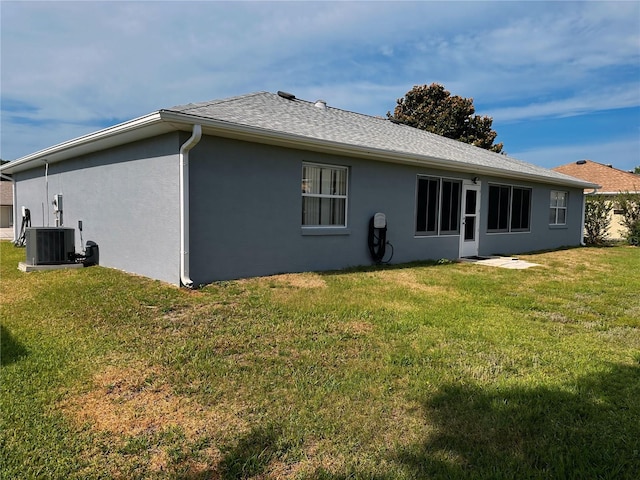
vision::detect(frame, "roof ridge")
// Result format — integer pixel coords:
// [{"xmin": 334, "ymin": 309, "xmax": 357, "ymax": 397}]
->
[
  {"xmin": 165, "ymin": 91, "xmax": 268, "ymax": 113},
  {"xmin": 556, "ymin": 159, "xmax": 639, "ymax": 177},
  {"xmin": 288, "ymin": 95, "xmax": 391, "ymax": 122}
]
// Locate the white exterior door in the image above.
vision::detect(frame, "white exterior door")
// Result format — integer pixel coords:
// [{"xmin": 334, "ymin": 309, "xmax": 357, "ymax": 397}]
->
[{"xmin": 459, "ymin": 183, "xmax": 481, "ymax": 258}]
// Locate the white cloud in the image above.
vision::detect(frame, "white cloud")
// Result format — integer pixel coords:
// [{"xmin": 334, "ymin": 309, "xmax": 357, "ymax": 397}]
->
[
  {"xmin": 510, "ymin": 137, "xmax": 640, "ymax": 172},
  {"xmin": 1, "ymin": 1, "xmax": 639, "ymax": 162},
  {"xmin": 486, "ymin": 85, "xmax": 640, "ymax": 122}
]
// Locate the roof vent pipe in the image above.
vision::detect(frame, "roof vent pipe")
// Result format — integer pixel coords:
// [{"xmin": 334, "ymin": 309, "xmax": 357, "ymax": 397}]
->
[
  {"xmin": 576, "ymin": 160, "xmax": 587, "ymax": 165},
  {"xmin": 179, "ymin": 124, "xmax": 202, "ymax": 288},
  {"xmin": 277, "ymin": 91, "xmax": 296, "ymax": 100},
  {"xmin": 314, "ymin": 100, "xmax": 327, "ymax": 109}
]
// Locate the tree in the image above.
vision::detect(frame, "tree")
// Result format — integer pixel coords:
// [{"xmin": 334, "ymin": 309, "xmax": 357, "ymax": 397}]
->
[
  {"xmin": 388, "ymin": 83, "xmax": 504, "ymax": 153},
  {"xmin": 633, "ymin": 166, "xmax": 640, "ymax": 175}
]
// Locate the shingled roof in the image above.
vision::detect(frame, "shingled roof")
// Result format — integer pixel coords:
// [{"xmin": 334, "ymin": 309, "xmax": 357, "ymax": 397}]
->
[
  {"xmin": 1, "ymin": 91, "xmax": 597, "ymax": 189},
  {"xmin": 165, "ymin": 91, "xmax": 592, "ymax": 187},
  {"xmin": 553, "ymin": 160, "xmax": 640, "ymax": 194}
]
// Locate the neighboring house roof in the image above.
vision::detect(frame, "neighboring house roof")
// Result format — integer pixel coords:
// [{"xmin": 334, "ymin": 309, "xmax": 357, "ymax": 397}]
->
[
  {"xmin": 1, "ymin": 91, "xmax": 597, "ymax": 189},
  {"xmin": 0, "ymin": 180, "xmax": 13, "ymax": 206},
  {"xmin": 553, "ymin": 160, "xmax": 640, "ymax": 194}
]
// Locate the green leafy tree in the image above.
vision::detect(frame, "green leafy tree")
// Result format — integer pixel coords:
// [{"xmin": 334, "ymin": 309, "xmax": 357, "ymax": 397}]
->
[
  {"xmin": 633, "ymin": 166, "xmax": 640, "ymax": 175},
  {"xmin": 584, "ymin": 195, "xmax": 612, "ymax": 245},
  {"xmin": 388, "ymin": 83, "xmax": 504, "ymax": 153},
  {"xmin": 616, "ymin": 191, "xmax": 640, "ymax": 246}
]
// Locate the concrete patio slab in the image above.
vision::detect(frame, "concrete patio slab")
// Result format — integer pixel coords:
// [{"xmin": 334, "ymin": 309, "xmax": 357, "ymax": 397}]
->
[
  {"xmin": 18, "ymin": 262, "xmax": 84, "ymax": 272},
  {"xmin": 0, "ymin": 228, "xmax": 14, "ymax": 240},
  {"xmin": 460, "ymin": 256, "xmax": 541, "ymax": 269}
]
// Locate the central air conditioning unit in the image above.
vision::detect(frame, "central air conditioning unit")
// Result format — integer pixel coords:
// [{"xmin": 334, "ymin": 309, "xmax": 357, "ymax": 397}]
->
[{"xmin": 25, "ymin": 227, "xmax": 76, "ymax": 265}]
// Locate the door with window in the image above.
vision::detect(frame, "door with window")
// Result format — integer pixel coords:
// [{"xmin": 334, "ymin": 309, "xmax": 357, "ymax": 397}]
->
[{"xmin": 459, "ymin": 183, "xmax": 481, "ymax": 257}]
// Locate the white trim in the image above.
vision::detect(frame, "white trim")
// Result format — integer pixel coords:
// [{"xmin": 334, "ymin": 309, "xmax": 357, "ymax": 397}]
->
[
  {"xmin": 301, "ymin": 162, "xmax": 349, "ymax": 228},
  {"xmin": 459, "ymin": 183, "xmax": 481, "ymax": 257},
  {"xmin": 414, "ymin": 175, "xmax": 464, "ymax": 237},
  {"xmin": 160, "ymin": 110, "xmax": 597, "ymax": 189},
  {"xmin": 549, "ymin": 190, "xmax": 568, "ymax": 226},
  {"xmin": 486, "ymin": 230, "xmax": 532, "ymax": 236},
  {"xmin": 487, "ymin": 183, "xmax": 532, "ymax": 233},
  {"xmin": 1, "ymin": 113, "xmax": 167, "ymax": 174},
  {"xmin": 0, "ymin": 109, "xmax": 598, "ymax": 190}
]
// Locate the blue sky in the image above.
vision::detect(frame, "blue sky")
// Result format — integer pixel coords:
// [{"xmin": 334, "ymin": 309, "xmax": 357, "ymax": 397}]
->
[{"xmin": 1, "ymin": 1, "xmax": 639, "ymax": 171}]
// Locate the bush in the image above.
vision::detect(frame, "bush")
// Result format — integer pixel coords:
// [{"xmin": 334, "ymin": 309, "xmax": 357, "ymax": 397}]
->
[
  {"xmin": 627, "ymin": 220, "xmax": 640, "ymax": 246},
  {"xmin": 584, "ymin": 196, "xmax": 611, "ymax": 245},
  {"xmin": 615, "ymin": 191, "xmax": 640, "ymax": 246}
]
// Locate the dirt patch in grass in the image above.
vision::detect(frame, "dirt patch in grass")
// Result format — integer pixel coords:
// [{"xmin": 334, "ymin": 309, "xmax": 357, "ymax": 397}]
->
[
  {"xmin": 376, "ymin": 270, "xmax": 460, "ymax": 298},
  {"xmin": 340, "ymin": 320, "xmax": 375, "ymax": 335},
  {"xmin": 264, "ymin": 273, "xmax": 328, "ymax": 289},
  {"xmin": 60, "ymin": 363, "xmax": 248, "ymax": 475}
]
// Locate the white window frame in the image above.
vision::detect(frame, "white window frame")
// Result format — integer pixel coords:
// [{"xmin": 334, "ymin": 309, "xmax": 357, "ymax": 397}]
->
[
  {"xmin": 301, "ymin": 162, "xmax": 348, "ymax": 228},
  {"xmin": 415, "ymin": 175, "xmax": 462, "ymax": 236},
  {"xmin": 487, "ymin": 183, "xmax": 532, "ymax": 233},
  {"xmin": 550, "ymin": 190, "xmax": 568, "ymax": 225}
]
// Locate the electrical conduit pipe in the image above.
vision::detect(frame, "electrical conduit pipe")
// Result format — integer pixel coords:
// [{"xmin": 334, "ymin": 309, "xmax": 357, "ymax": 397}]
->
[{"xmin": 179, "ymin": 124, "xmax": 202, "ymax": 288}]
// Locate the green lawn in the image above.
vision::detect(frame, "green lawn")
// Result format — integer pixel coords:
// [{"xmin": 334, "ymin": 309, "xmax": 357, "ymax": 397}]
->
[{"xmin": 1, "ymin": 242, "xmax": 639, "ymax": 479}]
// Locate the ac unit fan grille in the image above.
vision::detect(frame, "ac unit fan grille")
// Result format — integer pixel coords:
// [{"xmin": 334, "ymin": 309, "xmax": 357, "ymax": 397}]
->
[{"xmin": 25, "ymin": 228, "xmax": 75, "ymax": 265}]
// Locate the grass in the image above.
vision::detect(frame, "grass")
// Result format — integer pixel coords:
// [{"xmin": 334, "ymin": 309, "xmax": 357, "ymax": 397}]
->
[{"xmin": 1, "ymin": 242, "xmax": 639, "ymax": 479}]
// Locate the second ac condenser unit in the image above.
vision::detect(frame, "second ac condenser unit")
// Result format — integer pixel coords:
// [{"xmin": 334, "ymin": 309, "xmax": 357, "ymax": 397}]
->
[{"xmin": 25, "ymin": 227, "xmax": 75, "ymax": 265}]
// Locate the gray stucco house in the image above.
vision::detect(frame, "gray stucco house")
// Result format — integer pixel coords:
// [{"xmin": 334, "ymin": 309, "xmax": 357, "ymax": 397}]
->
[{"xmin": 0, "ymin": 91, "xmax": 596, "ymax": 286}]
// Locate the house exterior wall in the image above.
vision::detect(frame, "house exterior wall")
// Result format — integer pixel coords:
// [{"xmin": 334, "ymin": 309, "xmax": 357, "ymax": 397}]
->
[
  {"xmin": 478, "ymin": 178, "xmax": 584, "ymax": 255},
  {"xmin": 13, "ymin": 133, "xmax": 182, "ymax": 284},
  {"xmin": 0, "ymin": 206, "xmax": 12, "ymax": 228},
  {"xmin": 188, "ymin": 136, "xmax": 584, "ymax": 284},
  {"xmin": 0, "ymin": 180, "xmax": 13, "ymax": 228},
  {"xmin": 603, "ymin": 194, "xmax": 627, "ymax": 240}
]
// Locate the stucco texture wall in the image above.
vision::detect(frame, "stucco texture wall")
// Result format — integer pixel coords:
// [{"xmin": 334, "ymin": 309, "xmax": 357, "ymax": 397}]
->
[
  {"xmin": 13, "ymin": 133, "xmax": 182, "ymax": 284},
  {"xmin": 188, "ymin": 135, "xmax": 584, "ymax": 284}
]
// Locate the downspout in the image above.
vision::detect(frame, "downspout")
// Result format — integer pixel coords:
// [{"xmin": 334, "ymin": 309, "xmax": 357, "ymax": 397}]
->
[
  {"xmin": 44, "ymin": 160, "xmax": 49, "ymax": 226},
  {"xmin": 179, "ymin": 124, "xmax": 202, "ymax": 288},
  {"xmin": 581, "ymin": 187, "xmax": 599, "ymax": 246},
  {"xmin": 0, "ymin": 173, "xmax": 16, "ymax": 241}
]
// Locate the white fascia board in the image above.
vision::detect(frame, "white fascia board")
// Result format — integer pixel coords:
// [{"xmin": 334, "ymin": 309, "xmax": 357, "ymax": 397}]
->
[
  {"xmin": 596, "ymin": 190, "xmax": 637, "ymax": 195},
  {"xmin": 0, "ymin": 112, "xmax": 169, "ymax": 174},
  {"xmin": 159, "ymin": 110, "xmax": 600, "ymax": 190},
  {"xmin": 0, "ymin": 107, "xmax": 600, "ymax": 191}
]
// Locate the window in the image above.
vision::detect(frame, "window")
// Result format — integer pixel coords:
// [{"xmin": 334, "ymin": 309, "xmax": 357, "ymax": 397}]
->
[
  {"xmin": 549, "ymin": 191, "xmax": 567, "ymax": 225},
  {"xmin": 488, "ymin": 184, "xmax": 531, "ymax": 232},
  {"xmin": 511, "ymin": 187, "xmax": 531, "ymax": 231},
  {"xmin": 302, "ymin": 163, "xmax": 348, "ymax": 227},
  {"xmin": 415, "ymin": 176, "xmax": 461, "ymax": 235},
  {"xmin": 488, "ymin": 185, "xmax": 510, "ymax": 231}
]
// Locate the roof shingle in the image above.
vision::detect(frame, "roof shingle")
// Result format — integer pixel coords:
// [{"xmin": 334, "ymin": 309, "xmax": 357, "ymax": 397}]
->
[
  {"xmin": 553, "ymin": 160, "xmax": 640, "ymax": 193},
  {"xmin": 166, "ymin": 92, "xmax": 588, "ymax": 186}
]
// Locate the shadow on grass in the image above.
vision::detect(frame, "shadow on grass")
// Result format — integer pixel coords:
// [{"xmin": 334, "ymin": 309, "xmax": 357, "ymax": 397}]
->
[
  {"xmin": 0, "ymin": 324, "xmax": 28, "ymax": 366},
  {"xmin": 315, "ymin": 363, "xmax": 640, "ymax": 479},
  {"xmin": 218, "ymin": 423, "xmax": 285, "ymax": 479},
  {"xmin": 396, "ymin": 363, "xmax": 640, "ymax": 479}
]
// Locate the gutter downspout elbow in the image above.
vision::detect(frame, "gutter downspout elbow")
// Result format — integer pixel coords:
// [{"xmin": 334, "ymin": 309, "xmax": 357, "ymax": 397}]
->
[{"xmin": 179, "ymin": 125, "xmax": 202, "ymax": 288}]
